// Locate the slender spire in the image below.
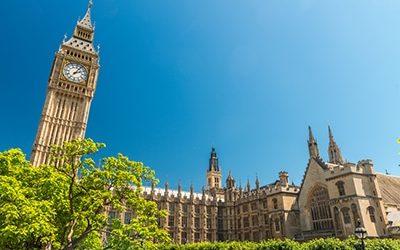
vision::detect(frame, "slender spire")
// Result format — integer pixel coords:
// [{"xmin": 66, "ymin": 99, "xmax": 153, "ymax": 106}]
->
[
  {"xmin": 255, "ymin": 175, "xmax": 260, "ymax": 190},
  {"xmin": 309, "ymin": 126, "xmax": 315, "ymax": 142},
  {"xmin": 247, "ymin": 178, "xmax": 251, "ymax": 192},
  {"xmin": 226, "ymin": 171, "xmax": 235, "ymax": 189},
  {"xmin": 328, "ymin": 126, "xmax": 334, "ymax": 140},
  {"xmin": 164, "ymin": 177, "xmax": 169, "ymax": 193},
  {"xmin": 307, "ymin": 126, "xmax": 320, "ymax": 159},
  {"xmin": 328, "ymin": 126, "xmax": 344, "ymax": 164},
  {"xmin": 190, "ymin": 182, "xmax": 194, "ymax": 195}
]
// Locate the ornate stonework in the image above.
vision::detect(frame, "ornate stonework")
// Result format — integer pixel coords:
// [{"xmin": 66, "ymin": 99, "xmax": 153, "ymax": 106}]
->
[
  {"xmin": 29, "ymin": 2, "xmax": 400, "ymax": 244},
  {"xmin": 31, "ymin": 1, "xmax": 99, "ymax": 167}
]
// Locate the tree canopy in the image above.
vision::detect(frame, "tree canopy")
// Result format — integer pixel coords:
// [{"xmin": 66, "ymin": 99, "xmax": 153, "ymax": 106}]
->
[{"xmin": 0, "ymin": 139, "xmax": 169, "ymax": 249}]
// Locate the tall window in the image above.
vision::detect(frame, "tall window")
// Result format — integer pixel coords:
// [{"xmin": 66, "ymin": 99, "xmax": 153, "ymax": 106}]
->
[
  {"xmin": 342, "ymin": 207, "xmax": 351, "ymax": 224},
  {"xmin": 252, "ymin": 215, "xmax": 258, "ymax": 226},
  {"xmin": 336, "ymin": 181, "xmax": 346, "ymax": 196},
  {"xmin": 243, "ymin": 216, "xmax": 249, "ymax": 228},
  {"xmin": 351, "ymin": 203, "xmax": 359, "ymax": 225},
  {"xmin": 333, "ymin": 207, "xmax": 343, "ymax": 235},
  {"xmin": 181, "ymin": 232, "xmax": 187, "ymax": 243},
  {"xmin": 169, "ymin": 203, "xmax": 175, "ymax": 213},
  {"xmin": 274, "ymin": 218, "xmax": 280, "ymax": 232},
  {"xmin": 108, "ymin": 211, "xmax": 116, "ymax": 224},
  {"xmin": 368, "ymin": 206, "xmax": 376, "ymax": 223},
  {"xmin": 272, "ymin": 198, "xmax": 278, "ymax": 209},
  {"xmin": 182, "ymin": 216, "xmax": 187, "ymax": 227},
  {"xmin": 124, "ymin": 212, "xmax": 132, "ymax": 224},
  {"xmin": 310, "ymin": 186, "xmax": 334, "ymax": 231},
  {"xmin": 168, "ymin": 216, "xmax": 174, "ymax": 227}
]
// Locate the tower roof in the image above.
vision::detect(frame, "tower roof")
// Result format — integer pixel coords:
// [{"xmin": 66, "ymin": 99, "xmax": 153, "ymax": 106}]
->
[
  {"xmin": 61, "ymin": 0, "xmax": 97, "ymax": 54},
  {"xmin": 78, "ymin": 0, "xmax": 94, "ymax": 30},
  {"xmin": 327, "ymin": 126, "xmax": 344, "ymax": 164},
  {"xmin": 308, "ymin": 126, "xmax": 316, "ymax": 143},
  {"xmin": 208, "ymin": 147, "xmax": 220, "ymax": 171}
]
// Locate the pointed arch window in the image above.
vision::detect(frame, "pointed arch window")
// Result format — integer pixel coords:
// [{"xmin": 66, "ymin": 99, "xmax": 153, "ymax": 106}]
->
[
  {"xmin": 310, "ymin": 186, "xmax": 333, "ymax": 231},
  {"xmin": 333, "ymin": 206, "xmax": 343, "ymax": 235},
  {"xmin": 342, "ymin": 207, "xmax": 351, "ymax": 224},
  {"xmin": 272, "ymin": 198, "xmax": 278, "ymax": 209},
  {"xmin": 336, "ymin": 181, "xmax": 346, "ymax": 196},
  {"xmin": 351, "ymin": 203, "xmax": 359, "ymax": 225},
  {"xmin": 368, "ymin": 206, "xmax": 376, "ymax": 223},
  {"xmin": 274, "ymin": 218, "xmax": 280, "ymax": 231}
]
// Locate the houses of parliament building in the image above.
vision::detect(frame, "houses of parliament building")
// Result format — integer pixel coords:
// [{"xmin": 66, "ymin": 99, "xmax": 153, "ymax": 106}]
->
[{"xmin": 30, "ymin": 0, "xmax": 400, "ymax": 244}]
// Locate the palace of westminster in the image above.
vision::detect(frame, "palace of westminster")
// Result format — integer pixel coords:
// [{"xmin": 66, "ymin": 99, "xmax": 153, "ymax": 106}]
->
[{"xmin": 29, "ymin": 0, "xmax": 400, "ymax": 244}]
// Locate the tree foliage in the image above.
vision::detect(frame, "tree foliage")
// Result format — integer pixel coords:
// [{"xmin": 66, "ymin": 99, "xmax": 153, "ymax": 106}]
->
[{"xmin": 0, "ymin": 139, "xmax": 169, "ymax": 249}]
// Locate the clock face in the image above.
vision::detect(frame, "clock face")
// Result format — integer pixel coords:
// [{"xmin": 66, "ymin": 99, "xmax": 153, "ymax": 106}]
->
[{"xmin": 63, "ymin": 63, "xmax": 88, "ymax": 83}]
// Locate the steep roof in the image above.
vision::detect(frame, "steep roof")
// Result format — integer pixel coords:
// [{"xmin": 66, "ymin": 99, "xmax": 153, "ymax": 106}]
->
[{"xmin": 376, "ymin": 173, "xmax": 400, "ymax": 205}]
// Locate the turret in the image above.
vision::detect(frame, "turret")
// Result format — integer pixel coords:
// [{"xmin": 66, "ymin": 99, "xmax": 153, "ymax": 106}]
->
[
  {"xmin": 308, "ymin": 126, "xmax": 320, "ymax": 159},
  {"xmin": 177, "ymin": 181, "xmax": 182, "ymax": 198},
  {"xmin": 328, "ymin": 126, "xmax": 344, "ymax": 164},
  {"xmin": 226, "ymin": 171, "xmax": 235, "ymax": 189},
  {"xmin": 206, "ymin": 147, "xmax": 222, "ymax": 190},
  {"xmin": 190, "ymin": 182, "xmax": 194, "ymax": 198},
  {"xmin": 256, "ymin": 175, "xmax": 260, "ymax": 191},
  {"xmin": 164, "ymin": 178, "xmax": 169, "ymax": 196},
  {"xmin": 279, "ymin": 171, "xmax": 289, "ymax": 187}
]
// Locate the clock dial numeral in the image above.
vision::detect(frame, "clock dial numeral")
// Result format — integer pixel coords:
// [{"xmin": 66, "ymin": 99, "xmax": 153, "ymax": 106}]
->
[{"xmin": 63, "ymin": 63, "xmax": 88, "ymax": 83}]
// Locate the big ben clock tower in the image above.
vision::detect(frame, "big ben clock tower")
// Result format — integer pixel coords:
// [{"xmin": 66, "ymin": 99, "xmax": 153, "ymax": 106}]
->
[{"xmin": 31, "ymin": 0, "xmax": 100, "ymax": 167}]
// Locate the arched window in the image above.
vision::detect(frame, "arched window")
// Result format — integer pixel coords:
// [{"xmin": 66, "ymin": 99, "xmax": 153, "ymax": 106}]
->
[
  {"xmin": 368, "ymin": 206, "xmax": 376, "ymax": 223},
  {"xmin": 333, "ymin": 207, "xmax": 343, "ymax": 235},
  {"xmin": 274, "ymin": 218, "xmax": 280, "ymax": 231},
  {"xmin": 310, "ymin": 186, "xmax": 333, "ymax": 231},
  {"xmin": 351, "ymin": 203, "xmax": 359, "ymax": 225},
  {"xmin": 336, "ymin": 181, "xmax": 346, "ymax": 196},
  {"xmin": 342, "ymin": 207, "xmax": 351, "ymax": 224},
  {"xmin": 272, "ymin": 198, "xmax": 278, "ymax": 209}
]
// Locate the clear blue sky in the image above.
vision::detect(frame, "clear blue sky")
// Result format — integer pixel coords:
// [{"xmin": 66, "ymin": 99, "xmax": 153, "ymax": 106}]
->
[{"xmin": 1, "ymin": 0, "xmax": 400, "ymax": 192}]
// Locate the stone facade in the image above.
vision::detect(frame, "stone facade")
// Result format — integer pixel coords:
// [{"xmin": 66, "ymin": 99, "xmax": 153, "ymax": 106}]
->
[
  {"xmin": 31, "ymin": 1, "xmax": 400, "ymax": 244},
  {"xmin": 130, "ymin": 127, "xmax": 400, "ymax": 243},
  {"xmin": 31, "ymin": 0, "xmax": 99, "ymax": 167}
]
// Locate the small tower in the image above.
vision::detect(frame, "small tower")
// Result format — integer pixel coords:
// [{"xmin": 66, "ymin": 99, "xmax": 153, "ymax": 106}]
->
[
  {"xmin": 328, "ymin": 126, "xmax": 344, "ymax": 164},
  {"xmin": 247, "ymin": 178, "xmax": 251, "ymax": 193},
  {"xmin": 255, "ymin": 175, "xmax": 260, "ymax": 191},
  {"xmin": 307, "ymin": 126, "xmax": 320, "ymax": 159},
  {"xmin": 225, "ymin": 172, "xmax": 237, "ymax": 202},
  {"xmin": 226, "ymin": 171, "xmax": 235, "ymax": 189},
  {"xmin": 206, "ymin": 147, "xmax": 222, "ymax": 190},
  {"xmin": 190, "ymin": 182, "xmax": 194, "ymax": 199},
  {"xmin": 177, "ymin": 181, "xmax": 182, "ymax": 198},
  {"xmin": 164, "ymin": 178, "xmax": 169, "ymax": 196},
  {"xmin": 279, "ymin": 171, "xmax": 289, "ymax": 187}
]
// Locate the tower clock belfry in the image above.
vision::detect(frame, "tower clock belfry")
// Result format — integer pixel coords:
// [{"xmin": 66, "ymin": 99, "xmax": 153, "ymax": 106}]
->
[{"xmin": 31, "ymin": 0, "xmax": 100, "ymax": 167}]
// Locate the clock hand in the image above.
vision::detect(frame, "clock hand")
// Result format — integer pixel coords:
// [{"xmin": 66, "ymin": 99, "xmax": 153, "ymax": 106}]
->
[{"xmin": 72, "ymin": 69, "xmax": 80, "ymax": 75}]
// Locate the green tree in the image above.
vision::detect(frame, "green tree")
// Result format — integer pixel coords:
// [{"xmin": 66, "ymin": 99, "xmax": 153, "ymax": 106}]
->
[{"xmin": 0, "ymin": 139, "xmax": 169, "ymax": 250}]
